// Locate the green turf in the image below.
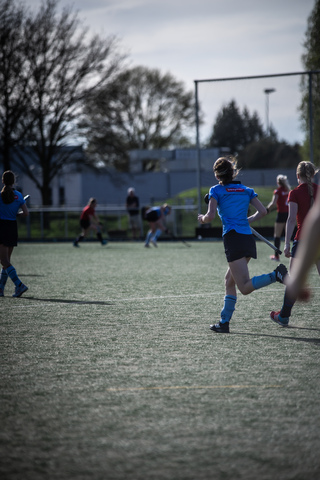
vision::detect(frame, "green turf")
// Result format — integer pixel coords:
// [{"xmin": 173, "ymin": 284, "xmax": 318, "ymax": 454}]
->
[{"xmin": 1, "ymin": 241, "xmax": 320, "ymax": 479}]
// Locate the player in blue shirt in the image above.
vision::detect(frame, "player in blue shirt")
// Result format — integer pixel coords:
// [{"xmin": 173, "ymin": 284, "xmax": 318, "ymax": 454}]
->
[
  {"xmin": 144, "ymin": 204, "xmax": 171, "ymax": 247},
  {"xmin": 198, "ymin": 156, "xmax": 287, "ymax": 333},
  {"xmin": 0, "ymin": 171, "xmax": 29, "ymax": 297}
]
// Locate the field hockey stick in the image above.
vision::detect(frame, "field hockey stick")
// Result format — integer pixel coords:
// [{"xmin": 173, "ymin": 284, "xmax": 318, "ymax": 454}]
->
[
  {"xmin": 18, "ymin": 194, "xmax": 30, "ymax": 214},
  {"xmin": 250, "ymin": 227, "xmax": 282, "ymax": 255},
  {"xmin": 168, "ymin": 230, "xmax": 191, "ymax": 247}
]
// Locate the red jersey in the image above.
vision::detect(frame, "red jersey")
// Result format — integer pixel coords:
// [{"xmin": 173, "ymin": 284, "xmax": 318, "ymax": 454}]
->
[
  {"xmin": 288, "ymin": 182, "xmax": 318, "ymax": 240},
  {"xmin": 274, "ymin": 186, "xmax": 289, "ymax": 213},
  {"xmin": 80, "ymin": 205, "xmax": 95, "ymax": 221}
]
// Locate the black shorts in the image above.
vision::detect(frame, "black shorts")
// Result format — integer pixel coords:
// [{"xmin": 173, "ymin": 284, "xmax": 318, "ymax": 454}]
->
[
  {"xmin": 145, "ymin": 211, "xmax": 159, "ymax": 222},
  {"xmin": 276, "ymin": 212, "xmax": 288, "ymax": 223},
  {"xmin": 223, "ymin": 229, "xmax": 257, "ymax": 263},
  {"xmin": 0, "ymin": 219, "xmax": 18, "ymax": 247},
  {"xmin": 80, "ymin": 219, "xmax": 90, "ymax": 230}
]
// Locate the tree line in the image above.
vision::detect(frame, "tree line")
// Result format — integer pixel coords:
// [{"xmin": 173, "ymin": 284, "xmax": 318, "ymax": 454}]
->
[{"xmin": 0, "ymin": 0, "xmax": 319, "ymax": 204}]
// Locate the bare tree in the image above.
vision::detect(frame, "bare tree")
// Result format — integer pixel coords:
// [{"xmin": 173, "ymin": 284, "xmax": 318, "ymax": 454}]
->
[
  {"xmin": 0, "ymin": 0, "xmax": 125, "ymax": 204},
  {"xmin": 80, "ymin": 66, "xmax": 196, "ymax": 171},
  {"xmin": 0, "ymin": 0, "xmax": 36, "ymax": 170}
]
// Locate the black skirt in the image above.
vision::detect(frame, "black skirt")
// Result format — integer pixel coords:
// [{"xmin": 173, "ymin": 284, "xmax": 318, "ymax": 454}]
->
[
  {"xmin": 223, "ymin": 229, "xmax": 257, "ymax": 262},
  {"xmin": 0, "ymin": 219, "xmax": 18, "ymax": 247}
]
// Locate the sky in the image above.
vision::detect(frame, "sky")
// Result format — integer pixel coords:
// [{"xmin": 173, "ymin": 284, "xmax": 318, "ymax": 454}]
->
[{"xmin": 26, "ymin": 0, "xmax": 316, "ymax": 145}]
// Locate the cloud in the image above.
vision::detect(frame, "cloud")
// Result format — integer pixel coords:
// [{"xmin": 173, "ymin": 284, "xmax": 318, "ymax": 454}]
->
[{"xmin": 24, "ymin": 0, "xmax": 315, "ymax": 143}]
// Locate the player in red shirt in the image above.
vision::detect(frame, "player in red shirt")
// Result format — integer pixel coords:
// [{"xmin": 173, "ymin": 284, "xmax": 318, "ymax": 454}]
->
[
  {"xmin": 73, "ymin": 198, "xmax": 107, "ymax": 247},
  {"xmin": 266, "ymin": 175, "xmax": 291, "ymax": 261},
  {"xmin": 270, "ymin": 161, "xmax": 319, "ymax": 326}
]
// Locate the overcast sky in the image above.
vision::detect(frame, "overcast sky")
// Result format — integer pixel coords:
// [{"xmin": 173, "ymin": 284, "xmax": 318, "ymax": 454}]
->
[{"xmin": 26, "ymin": 0, "xmax": 315, "ymax": 144}]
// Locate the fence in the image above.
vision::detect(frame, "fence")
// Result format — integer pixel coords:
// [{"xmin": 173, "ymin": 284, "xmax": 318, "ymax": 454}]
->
[
  {"xmin": 194, "ymin": 70, "xmax": 320, "ymax": 209},
  {"xmin": 17, "ymin": 205, "xmax": 199, "ymax": 241}
]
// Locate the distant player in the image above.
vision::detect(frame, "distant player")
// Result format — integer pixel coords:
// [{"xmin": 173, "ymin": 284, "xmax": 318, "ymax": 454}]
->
[
  {"xmin": 0, "ymin": 170, "xmax": 29, "ymax": 297},
  {"xmin": 73, "ymin": 198, "xmax": 107, "ymax": 247},
  {"xmin": 144, "ymin": 204, "xmax": 171, "ymax": 247},
  {"xmin": 266, "ymin": 174, "xmax": 291, "ymax": 261},
  {"xmin": 270, "ymin": 161, "xmax": 319, "ymax": 326},
  {"xmin": 198, "ymin": 156, "xmax": 287, "ymax": 333},
  {"xmin": 126, "ymin": 187, "xmax": 140, "ymax": 239}
]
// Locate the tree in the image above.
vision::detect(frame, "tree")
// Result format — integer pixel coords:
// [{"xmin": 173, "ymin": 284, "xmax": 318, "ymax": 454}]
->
[
  {"xmin": 0, "ymin": 0, "xmax": 124, "ymax": 204},
  {"xmin": 0, "ymin": 0, "xmax": 36, "ymax": 171},
  {"xmin": 238, "ymin": 139, "xmax": 302, "ymax": 169},
  {"xmin": 300, "ymin": 0, "xmax": 320, "ymax": 164},
  {"xmin": 80, "ymin": 66, "xmax": 196, "ymax": 171},
  {"xmin": 207, "ymin": 100, "xmax": 264, "ymax": 154}
]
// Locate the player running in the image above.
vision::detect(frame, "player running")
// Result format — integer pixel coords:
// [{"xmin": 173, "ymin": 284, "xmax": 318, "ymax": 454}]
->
[
  {"xmin": 73, "ymin": 198, "xmax": 107, "ymax": 247},
  {"xmin": 198, "ymin": 156, "xmax": 288, "ymax": 333},
  {"xmin": 270, "ymin": 161, "xmax": 319, "ymax": 326},
  {"xmin": 0, "ymin": 170, "xmax": 29, "ymax": 297},
  {"xmin": 266, "ymin": 174, "xmax": 291, "ymax": 261}
]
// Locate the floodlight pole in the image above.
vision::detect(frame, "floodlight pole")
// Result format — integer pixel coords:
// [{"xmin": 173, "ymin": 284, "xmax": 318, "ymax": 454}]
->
[
  {"xmin": 308, "ymin": 73, "xmax": 314, "ymax": 164},
  {"xmin": 264, "ymin": 88, "xmax": 276, "ymax": 136},
  {"xmin": 195, "ymin": 80, "xmax": 202, "ymax": 214}
]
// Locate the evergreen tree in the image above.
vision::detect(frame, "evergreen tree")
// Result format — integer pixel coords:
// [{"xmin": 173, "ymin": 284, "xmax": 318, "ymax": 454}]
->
[
  {"xmin": 207, "ymin": 100, "xmax": 264, "ymax": 154},
  {"xmin": 300, "ymin": 0, "xmax": 320, "ymax": 164}
]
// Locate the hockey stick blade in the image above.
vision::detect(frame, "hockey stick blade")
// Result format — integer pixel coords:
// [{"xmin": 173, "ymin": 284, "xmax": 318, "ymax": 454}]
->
[
  {"xmin": 250, "ymin": 227, "xmax": 282, "ymax": 255},
  {"xmin": 171, "ymin": 233, "xmax": 191, "ymax": 247}
]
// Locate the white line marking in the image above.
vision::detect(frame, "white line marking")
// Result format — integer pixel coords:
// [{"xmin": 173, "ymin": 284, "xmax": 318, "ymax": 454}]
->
[{"xmin": 106, "ymin": 384, "xmax": 283, "ymax": 392}]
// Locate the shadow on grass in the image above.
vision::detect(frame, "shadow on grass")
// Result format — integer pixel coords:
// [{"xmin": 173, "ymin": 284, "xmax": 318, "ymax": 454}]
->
[
  {"xmin": 22, "ymin": 296, "xmax": 113, "ymax": 306},
  {"xmin": 19, "ymin": 274, "xmax": 45, "ymax": 277},
  {"xmin": 231, "ymin": 331, "xmax": 320, "ymax": 345}
]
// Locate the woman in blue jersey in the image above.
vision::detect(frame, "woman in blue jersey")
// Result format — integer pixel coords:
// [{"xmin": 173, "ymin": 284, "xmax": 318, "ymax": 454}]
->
[
  {"xmin": 0, "ymin": 171, "xmax": 29, "ymax": 297},
  {"xmin": 198, "ymin": 157, "xmax": 287, "ymax": 333},
  {"xmin": 144, "ymin": 204, "xmax": 171, "ymax": 247}
]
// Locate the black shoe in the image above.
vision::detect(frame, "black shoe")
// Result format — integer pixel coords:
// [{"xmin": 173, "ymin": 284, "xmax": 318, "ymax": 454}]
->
[
  {"xmin": 210, "ymin": 321, "xmax": 230, "ymax": 333},
  {"xmin": 274, "ymin": 264, "xmax": 288, "ymax": 284}
]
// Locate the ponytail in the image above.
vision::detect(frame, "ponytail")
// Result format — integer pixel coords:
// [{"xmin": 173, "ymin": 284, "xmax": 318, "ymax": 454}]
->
[
  {"xmin": 296, "ymin": 161, "xmax": 318, "ymax": 207},
  {"xmin": 213, "ymin": 156, "xmax": 240, "ymax": 185},
  {"xmin": 1, "ymin": 170, "xmax": 15, "ymax": 204},
  {"xmin": 277, "ymin": 174, "xmax": 291, "ymax": 192}
]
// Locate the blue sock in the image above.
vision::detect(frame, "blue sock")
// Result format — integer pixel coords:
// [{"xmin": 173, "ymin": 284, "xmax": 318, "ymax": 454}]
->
[
  {"xmin": 0, "ymin": 268, "xmax": 8, "ymax": 289},
  {"xmin": 6, "ymin": 265, "xmax": 21, "ymax": 287},
  {"xmin": 220, "ymin": 295, "xmax": 237, "ymax": 324},
  {"xmin": 153, "ymin": 229, "xmax": 162, "ymax": 241},
  {"xmin": 145, "ymin": 231, "xmax": 153, "ymax": 245},
  {"xmin": 252, "ymin": 272, "xmax": 276, "ymax": 290}
]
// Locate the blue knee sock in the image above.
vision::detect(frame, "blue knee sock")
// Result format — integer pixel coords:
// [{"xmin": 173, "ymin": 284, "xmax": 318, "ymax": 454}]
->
[
  {"xmin": 220, "ymin": 295, "xmax": 237, "ymax": 324},
  {"xmin": 6, "ymin": 265, "xmax": 21, "ymax": 287},
  {"xmin": 252, "ymin": 272, "xmax": 276, "ymax": 290},
  {"xmin": 153, "ymin": 229, "xmax": 162, "ymax": 241},
  {"xmin": 145, "ymin": 231, "xmax": 153, "ymax": 245},
  {"xmin": 0, "ymin": 268, "xmax": 8, "ymax": 289}
]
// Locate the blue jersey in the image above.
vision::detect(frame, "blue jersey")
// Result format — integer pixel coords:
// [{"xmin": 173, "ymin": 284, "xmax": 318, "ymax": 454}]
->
[
  {"xmin": 147, "ymin": 206, "xmax": 162, "ymax": 219},
  {"xmin": 146, "ymin": 206, "xmax": 170, "ymax": 218},
  {"xmin": 0, "ymin": 190, "xmax": 25, "ymax": 221},
  {"xmin": 209, "ymin": 182, "xmax": 258, "ymax": 236}
]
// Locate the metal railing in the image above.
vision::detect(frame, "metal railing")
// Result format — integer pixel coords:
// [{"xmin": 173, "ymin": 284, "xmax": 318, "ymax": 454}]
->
[{"xmin": 18, "ymin": 204, "xmax": 199, "ymax": 241}]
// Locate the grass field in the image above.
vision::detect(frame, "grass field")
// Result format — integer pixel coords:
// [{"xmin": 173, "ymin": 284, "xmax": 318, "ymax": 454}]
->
[{"xmin": 1, "ymin": 240, "xmax": 320, "ymax": 480}]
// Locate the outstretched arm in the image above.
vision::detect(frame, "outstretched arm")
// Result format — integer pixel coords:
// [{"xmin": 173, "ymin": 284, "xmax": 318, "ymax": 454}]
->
[
  {"xmin": 247, "ymin": 197, "xmax": 267, "ymax": 224},
  {"xmin": 266, "ymin": 193, "xmax": 278, "ymax": 213},
  {"xmin": 284, "ymin": 202, "xmax": 297, "ymax": 258},
  {"xmin": 198, "ymin": 197, "xmax": 217, "ymax": 224},
  {"xmin": 18, "ymin": 203, "xmax": 29, "ymax": 217}
]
